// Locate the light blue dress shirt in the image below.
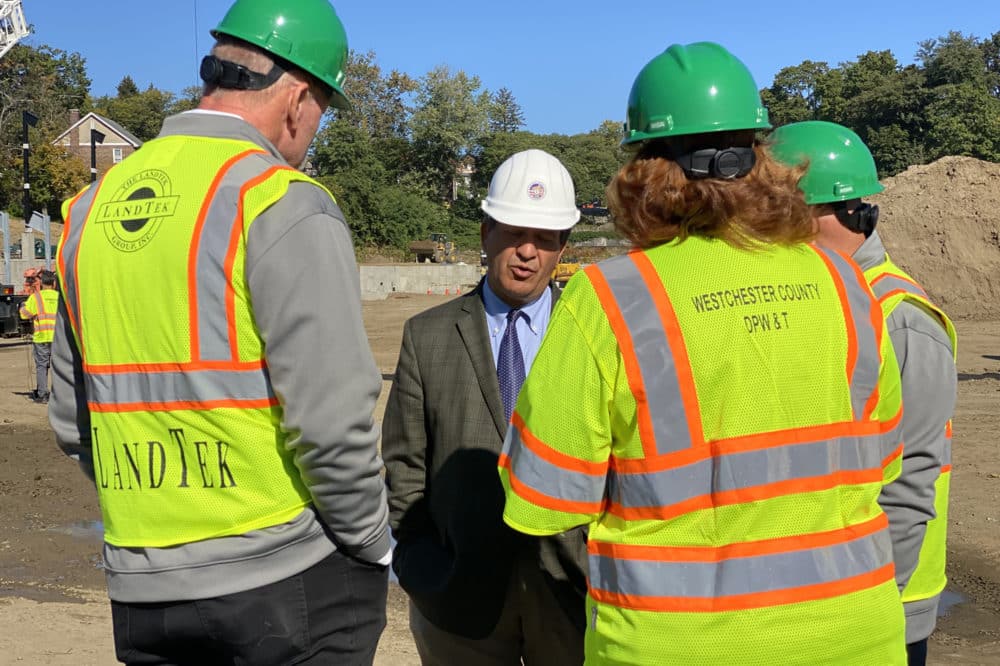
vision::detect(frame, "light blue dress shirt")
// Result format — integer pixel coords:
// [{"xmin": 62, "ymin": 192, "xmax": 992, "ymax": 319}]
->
[{"xmin": 481, "ymin": 280, "xmax": 552, "ymax": 374}]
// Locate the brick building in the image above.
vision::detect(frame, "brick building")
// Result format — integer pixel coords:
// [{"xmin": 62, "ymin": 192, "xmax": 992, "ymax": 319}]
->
[{"xmin": 52, "ymin": 109, "xmax": 142, "ymax": 180}]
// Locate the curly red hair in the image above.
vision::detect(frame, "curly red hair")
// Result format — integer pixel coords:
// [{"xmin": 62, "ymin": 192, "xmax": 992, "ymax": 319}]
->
[{"xmin": 606, "ymin": 140, "xmax": 815, "ymax": 250}]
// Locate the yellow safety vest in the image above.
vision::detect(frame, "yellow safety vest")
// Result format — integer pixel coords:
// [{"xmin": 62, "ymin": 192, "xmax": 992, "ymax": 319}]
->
[
  {"xmin": 501, "ymin": 237, "xmax": 906, "ymax": 665},
  {"xmin": 57, "ymin": 135, "xmax": 328, "ymax": 548},
  {"xmin": 864, "ymin": 257, "xmax": 958, "ymax": 604},
  {"xmin": 20, "ymin": 288, "xmax": 59, "ymax": 343}
]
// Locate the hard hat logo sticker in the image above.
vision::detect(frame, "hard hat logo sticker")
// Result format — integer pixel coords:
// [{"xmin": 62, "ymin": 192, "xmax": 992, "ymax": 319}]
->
[
  {"xmin": 527, "ymin": 181, "xmax": 546, "ymax": 200},
  {"xmin": 94, "ymin": 169, "xmax": 179, "ymax": 252}
]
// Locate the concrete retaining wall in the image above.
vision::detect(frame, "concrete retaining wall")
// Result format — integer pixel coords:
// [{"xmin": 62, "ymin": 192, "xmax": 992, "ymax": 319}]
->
[{"xmin": 360, "ymin": 263, "xmax": 482, "ymax": 300}]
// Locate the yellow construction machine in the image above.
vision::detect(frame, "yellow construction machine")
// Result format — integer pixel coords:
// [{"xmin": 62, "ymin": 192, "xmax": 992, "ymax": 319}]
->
[{"xmin": 409, "ymin": 232, "xmax": 458, "ymax": 263}]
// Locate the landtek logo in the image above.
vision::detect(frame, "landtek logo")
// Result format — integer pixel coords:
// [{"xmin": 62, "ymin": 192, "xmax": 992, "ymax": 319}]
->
[{"xmin": 93, "ymin": 169, "xmax": 180, "ymax": 252}]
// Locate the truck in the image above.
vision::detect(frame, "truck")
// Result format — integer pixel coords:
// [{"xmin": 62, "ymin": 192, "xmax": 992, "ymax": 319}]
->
[
  {"xmin": 0, "ymin": 284, "xmax": 30, "ymax": 337},
  {"xmin": 408, "ymin": 232, "xmax": 457, "ymax": 264}
]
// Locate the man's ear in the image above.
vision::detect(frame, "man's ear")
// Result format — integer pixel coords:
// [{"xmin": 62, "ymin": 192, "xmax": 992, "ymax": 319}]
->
[{"xmin": 285, "ymin": 80, "xmax": 311, "ymax": 133}]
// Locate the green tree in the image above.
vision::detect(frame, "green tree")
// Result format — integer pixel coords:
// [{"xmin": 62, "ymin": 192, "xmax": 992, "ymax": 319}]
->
[
  {"xmin": 487, "ymin": 87, "xmax": 525, "ymax": 133},
  {"xmin": 0, "ymin": 43, "xmax": 91, "ymax": 213},
  {"xmin": 761, "ymin": 61, "xmax": 833, "ymax": 125},
  {"xmin": 167, "ymin": 85, "xmax": 202, "ymax": 115},
  {"xmin": 918, "ymin": 31, "xmax": 987, "ymax": 87},
  {"xmin": 409, "ymin": 65, "xmax": 490, "ymax": 201},
  {"xmin": 116, "ymin": 75, "xmax": 140, "ymax": 97},
  {"xmin": 28, "ymin": 142, "xmax": 90, "ymax": 217},
  {"xmin": 338, "ymin": 50, "xmax": 416, "ymax": 140},
  {"xmin": 92, "ymin": 80, "xmax": 174, "ymax": 142}
]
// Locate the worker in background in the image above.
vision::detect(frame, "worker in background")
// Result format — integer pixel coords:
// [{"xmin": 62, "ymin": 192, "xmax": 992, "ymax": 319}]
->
[
  {"xmin": 49, "ymin": 1, "xmax": 391, "ymax": 663},
  {"xmin": 770, "ymin": 121, "xmax": 958, "ymax": 666},
  {"xmin": 383, "ymin": 149, "xmax": 588, "ymax": 665},
  {"xmin": 499, "ymin": 42, "xmax": 909, "ymax": 665},
  {"xmin": 18, "ymin": 269, "xmax": 58, "ymax": 403}
]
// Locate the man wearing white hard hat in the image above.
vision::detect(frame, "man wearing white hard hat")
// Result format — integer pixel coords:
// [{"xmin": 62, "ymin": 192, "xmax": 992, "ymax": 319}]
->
[{"xmin": 383, "ymin": 149, "xmax": 587, "ymax": 665}]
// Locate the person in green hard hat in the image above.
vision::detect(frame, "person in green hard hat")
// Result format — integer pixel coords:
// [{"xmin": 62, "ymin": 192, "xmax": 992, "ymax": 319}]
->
[
  {"xmin": 498, "ymin": 42, "xmax": 909, "ymax": 664},
  {"xmin": 770, "ymin": 121, "xmax": 958, "ymax": 666},
  {"xmin": 49, "ymin": 1, "xmax": 391, "ymax": 663}
]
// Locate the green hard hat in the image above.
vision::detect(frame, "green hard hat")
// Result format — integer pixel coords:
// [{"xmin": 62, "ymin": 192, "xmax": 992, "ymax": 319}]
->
[
  {"xmin": 769, "ymin": 121, "xmax": 884, "ymax": 204},
  {"xmin": 211, "ymin": 0, "xmax": 351, "ymax": 109},
  {"xmin": 622, "ymin": 42, "xmax": 771, "ymax": 145}
]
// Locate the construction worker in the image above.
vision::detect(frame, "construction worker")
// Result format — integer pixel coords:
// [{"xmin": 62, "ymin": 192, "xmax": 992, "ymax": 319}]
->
[
  {"xmin": 382, "ymin": 149, "xmax": 588, "ymax": 665},
  {"xmin": 770, "ymin": 120, "xmax": 958, "ymax": 666},
  {"xmin": 498, "ymin": 42, "xmax": 908, "ymax": 665},
  {"xmin": 18, "ymin": 269, "xmax": 58, "ymax": 403},
  {"xmin": 48, "ymin": 1, "xmax": 391, "ymax": 663}
]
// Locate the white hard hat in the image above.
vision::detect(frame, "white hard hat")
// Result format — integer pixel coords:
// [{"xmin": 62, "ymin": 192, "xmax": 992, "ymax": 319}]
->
[{"xmin": 481, "ymin": 149, "xmax": 581, "ymax": 231}]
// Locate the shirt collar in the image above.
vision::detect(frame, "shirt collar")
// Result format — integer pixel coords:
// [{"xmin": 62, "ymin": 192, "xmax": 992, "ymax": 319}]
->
[
  {"xmin": 482, "ymin": 279, "xmax": 551, "ymax": 336},
  {"xmin": 851, "ymin": 229, "xmax": 888, "ymax": 271}
]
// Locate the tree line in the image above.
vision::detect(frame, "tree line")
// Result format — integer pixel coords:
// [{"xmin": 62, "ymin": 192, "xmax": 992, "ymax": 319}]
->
[{"xmin": 1, "ymin": 30, "xmax": 997, "ymax": 251}]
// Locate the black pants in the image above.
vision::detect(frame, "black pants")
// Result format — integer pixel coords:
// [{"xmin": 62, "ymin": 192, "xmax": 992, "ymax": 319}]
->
[
  {"xmin": 111, "ymin": 550, "xmax": 388, "ymax": 665},
  {"xmin": 906, "ymin": 639, "xmax": 928, "ymax": 666}
]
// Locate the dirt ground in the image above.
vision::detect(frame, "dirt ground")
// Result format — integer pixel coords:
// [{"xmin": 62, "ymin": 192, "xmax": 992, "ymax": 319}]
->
[
  {"xmin": 0, "ymin": 296, "xmax": 997, "ymax": 665},
  {"xmin": 1, "ymin": 155, "xmax": 999, "ymax": 664}
]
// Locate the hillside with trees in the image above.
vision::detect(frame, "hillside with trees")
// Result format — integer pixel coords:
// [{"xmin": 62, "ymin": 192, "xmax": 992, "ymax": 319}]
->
[{"xmin": 1, "ymin": 30, "xmax": 997, "ymax": 253}]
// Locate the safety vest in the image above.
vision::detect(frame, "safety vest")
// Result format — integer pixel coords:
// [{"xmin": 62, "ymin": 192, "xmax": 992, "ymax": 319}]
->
[
  {"xmin": 20, "ymin": 288, "xmax": 59, "ymax": 343},
  {"xmin": 57, "ymin": 135, "xmax": 326, "ymax": 548},
  {"xmin": 501, "ymin": 238, "xmax": 906, "ymax": 665},
  {"xmin": 864, "ymin": 256, "xmax": 958, "ymax": 604}
]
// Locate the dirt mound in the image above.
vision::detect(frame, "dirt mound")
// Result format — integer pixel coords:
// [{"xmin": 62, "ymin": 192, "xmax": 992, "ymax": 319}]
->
[{"xmin": 871, "ymin": 156, "xmax": 1000, "ymax": 320}]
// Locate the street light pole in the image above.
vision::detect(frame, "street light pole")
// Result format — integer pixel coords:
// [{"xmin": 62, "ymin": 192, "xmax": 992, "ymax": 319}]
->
[
  {"xmin": 21, "ymin": 110, "xmax": 38, "ymax": 225},
  {"xmin": 90, "ymin": 129, "xmax": 106, "ymax": 183}
]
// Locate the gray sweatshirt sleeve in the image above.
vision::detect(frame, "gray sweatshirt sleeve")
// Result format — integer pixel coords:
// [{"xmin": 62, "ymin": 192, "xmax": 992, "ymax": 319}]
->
[
  {"xmin": 245, "ymin": 181, "xmax": 390, "ymax": 564},
  {"xmin": 48, "ymin": 298, "xmax": 96, "ymax": 481},
  {"xmin": 877, "ymin": 300, "xmax": 957, "ymax": 591}
]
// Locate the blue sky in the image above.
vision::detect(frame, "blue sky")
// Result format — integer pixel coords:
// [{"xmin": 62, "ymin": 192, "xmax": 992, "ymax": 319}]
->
[{"xmin": 23, "ymin": 0, "xmax": 997, "ymax": 136}]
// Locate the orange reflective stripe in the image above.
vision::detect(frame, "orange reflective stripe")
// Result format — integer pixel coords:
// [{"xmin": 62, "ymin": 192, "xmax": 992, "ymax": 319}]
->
[
  {"xmin": 226, "ymin": 165, "xmax": 293, "ymax": 360},
  {"xmin": 590, "ymin": 513, "xmax": 888, "ymax": 561},
  {"xmin": 501, "ymin": 453, "xmax": 605, "ymax": 515},
  {"xmin": 584, "ymin": 261, "xmax": 659, "ymax": 457},
  {"xmin": 631, "ymin": 251, "xmax": 703, "ymax": 448},
  {"xmin": 510, "ymin": 412, "xmax": 608, "ymax": 475},
  {"xmin": 60, "ymin": 181, "xmax": 107, "ymax": 356},
  {"xmin": 89, "ymin": 397, "xmax": 278, "ymax": 413},
  {"xmin": 607, "ymin": 467, "xmax": 888, "ymax": 521},
  {"xmin": 813, "ymin": 245, "xmax": 858, "ymax": 393},
  {"xmin": 590, "ymin": 564, "xmax": 895, "ymax": 613},
  {"xmin": 84, "ymin": 359, "xmax": 267, "ymax": 374},
  {"xmin": 187, "ymin": 149, "xmax": 264, "ymax": 361},
  {"xmin": 612, "ymin": 415, "xmax": 900, "ymax": 475}
]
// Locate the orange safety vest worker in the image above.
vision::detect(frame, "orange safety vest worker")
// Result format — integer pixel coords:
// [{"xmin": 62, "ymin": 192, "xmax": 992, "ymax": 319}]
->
[
  {"xmin": 865, "ymin": 258, "xmax": 958, "ymax": 606},
  {"xmin": 19, "ymin": 288, "xmax": 59, "ymax": 343},
  {"xmin": 500, "ymin": 237, "xmax": 907, "ymax": 665}
]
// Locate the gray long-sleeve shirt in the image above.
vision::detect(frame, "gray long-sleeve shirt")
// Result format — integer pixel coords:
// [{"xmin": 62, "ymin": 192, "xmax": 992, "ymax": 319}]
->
[
  {"xmin": 48, "ymin": 111, "xmax": 390, "ymax": 603},
  {"xmin": 856, "ymin": 231, "xmax": 957, "ymax": 643}
]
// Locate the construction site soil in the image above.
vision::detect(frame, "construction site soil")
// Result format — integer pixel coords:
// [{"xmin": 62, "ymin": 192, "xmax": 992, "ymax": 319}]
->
[{"xmin": 1, "ymin": 156, "xmax": 998, "ymax": 664}]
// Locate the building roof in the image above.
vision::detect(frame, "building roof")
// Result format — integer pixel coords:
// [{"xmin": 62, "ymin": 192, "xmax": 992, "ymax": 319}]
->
[{"xmin": 52, "ymin": 111, "xmax": 143, "ymax": 147}]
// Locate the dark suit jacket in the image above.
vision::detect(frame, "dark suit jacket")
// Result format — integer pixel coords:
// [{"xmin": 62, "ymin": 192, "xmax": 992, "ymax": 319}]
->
[{"xmin": 382, "ymin": 280, "xmax": 588, "ymax": 639}]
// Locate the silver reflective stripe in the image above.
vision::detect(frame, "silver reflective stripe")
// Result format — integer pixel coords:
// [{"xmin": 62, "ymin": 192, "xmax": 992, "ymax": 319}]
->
[
  {"xmin": 815, "ymin": 247, "xmax": 880, "ymax": 419},
  {"xmin": 86, "ymin": 367, "xmax": 275, "ymax": 406},
  {"xmin": 595, "ymin": 255, "xmax": 695, "ymax": 455},
  {"xmin": 194, "ymin": 154, "xmax": 275, "ymax": 361},
  {"xmin": 506, "ymin": 425, "xmax": 606, "ymax": 505},
  {"xmin": 870, "ymin": 274, "xmax": 927, "ymax": 301},
  {"xmin": 590, "ymin": 529, "xmax": 892, "ymax": 599},
  {"xmin": 59, "ymin": 186, "xmax": 101, "ymax": 332},
  {"xmin": 609, "ymin": 432, "xmax": 885, "ymax": 509}
]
